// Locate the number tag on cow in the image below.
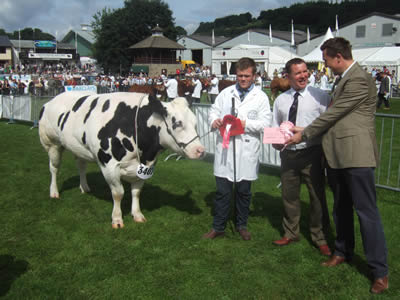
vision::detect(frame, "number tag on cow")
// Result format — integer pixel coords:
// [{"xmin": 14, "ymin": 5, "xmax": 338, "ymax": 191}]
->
[{"xmin": 136, "ymin": 163, "xmax": 155, "ymax": 180}]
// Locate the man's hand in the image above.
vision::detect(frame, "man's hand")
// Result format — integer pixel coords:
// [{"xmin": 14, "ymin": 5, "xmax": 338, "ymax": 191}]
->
[
  {"xmin": 290, "ymin": 126, "xmax": 304, "ymax": 134},
  {"xmin": 286, "ymin": 132, "xmax": 302, "ymax": 145},
  {"xmin": 212, "ymin": 119, "xmax": 223, "ymax": 129}
]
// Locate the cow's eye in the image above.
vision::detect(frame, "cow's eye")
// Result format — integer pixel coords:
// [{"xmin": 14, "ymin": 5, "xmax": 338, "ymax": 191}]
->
[{"xmin": 172, "ymin": 120, "xmax": 183, "ymax": 130}]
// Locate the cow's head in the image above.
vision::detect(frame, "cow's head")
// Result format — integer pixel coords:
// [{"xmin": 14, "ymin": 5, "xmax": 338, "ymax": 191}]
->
[{"xmin": 158, "ymin": 97, "xmax": 205, "ymax": 159}]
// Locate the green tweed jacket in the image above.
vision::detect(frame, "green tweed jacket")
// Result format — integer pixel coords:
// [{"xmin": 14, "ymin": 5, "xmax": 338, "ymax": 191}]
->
[{"xmin": 303, "ymin": 62, "xmax": 379, "ymax": 169}]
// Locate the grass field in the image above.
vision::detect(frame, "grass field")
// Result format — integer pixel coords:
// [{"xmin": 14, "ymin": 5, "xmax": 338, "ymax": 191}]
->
[{"xmin": 0, "ymin": 119, "xmax": 399, "ymax": 299}]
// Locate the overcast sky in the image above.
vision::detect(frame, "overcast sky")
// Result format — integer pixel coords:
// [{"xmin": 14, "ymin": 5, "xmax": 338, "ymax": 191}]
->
[{"xmin": 0, "ymin": 0, "xmax": 310, "ymax": 38}]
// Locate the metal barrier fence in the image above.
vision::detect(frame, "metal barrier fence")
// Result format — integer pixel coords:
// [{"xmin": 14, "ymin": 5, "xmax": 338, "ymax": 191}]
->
[{"xmin": 1, "ymin": 92, "xmax": 399, "ymax": 191}]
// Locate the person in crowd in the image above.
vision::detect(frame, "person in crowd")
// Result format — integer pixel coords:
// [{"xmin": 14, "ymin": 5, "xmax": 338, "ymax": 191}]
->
[
  {"xmin": 377, "ymin": 71, "xmax": 390, "ymax": 110},
  {"xmin": 191, "ymin": 75, "xmax": 202, "ymax": 104},
  {"xmin": 255, "ymin": 72, "xmax": 263, "ymax": 90},
  {"xmin": 271, "ymin": 58, "xmax": 331, "ymax": 256},
  {"xmin": 208, "ymin": 74, "xmax": 219, "ymax": 104},
  {"xmin": 319, "ymin": 70, "xmax": 329, "ymax": 91},
  {"xmin": 203, "ymin": 57, "xmax": 271, "ymax": 241},
  {"xmin": 164, "ymin": 74, "xmax": 179, "ymax": 101},
  {"xmin": 287, "ymin": 37, "xmax": 388, "ymax": 295},
  {"xmin": 308, "ymin": 69, "xmax": 316, "ymax": 87}
]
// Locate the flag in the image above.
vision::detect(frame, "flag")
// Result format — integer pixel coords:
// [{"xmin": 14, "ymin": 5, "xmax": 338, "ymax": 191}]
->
[
  {"xmin": 75, "ymin": 31, "xmax": 78, "ymax": 55},
  {"xmin": 212, "ymin": 29, "xmax": 215, "ymax": 47},
  {"xmin": 291, "ymin": 19, "xmax": 295, "ymax": 46},
  {"xmin": 269, "ymin": 24, "xmax": 272, "ymax": 43},
  {"xmin": 307, "ymin": 27, "xmax": 310, "ymax": 45},
  {"xmin": 335, "ymin": 15, "xmax": 339, "ymax": 37},
  {"xmin": 248, "ymin": 30, "xmax": 250, "ymax": 43}
]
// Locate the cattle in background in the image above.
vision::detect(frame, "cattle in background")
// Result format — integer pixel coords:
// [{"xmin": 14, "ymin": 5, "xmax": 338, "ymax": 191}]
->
[
  {"xmin": 270, "ymin": 77, "xmax": 290, "ymax": 101},
  {"xmin": 129, "ymin": 84, "xmax": 166, "ymax": 99},
  {"xmin": 177, "ymin": 78, "xmax": 195, "ymax": 97},
  {"xmin": 218, "ymin": 79, "xmax": 236, "ymax": 92},
  {"xmin": 39, "ymin": 92, "xmax": 205, "ymax": 228}
]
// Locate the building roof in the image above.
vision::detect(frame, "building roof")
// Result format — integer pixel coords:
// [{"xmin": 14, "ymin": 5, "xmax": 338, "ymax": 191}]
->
[
  {"xmin": 129, "ymin": 35, "xmax": 185, "ymax": 49},
  {"xmin": 61, "ymin": 29, "xmax": 95, "ymax": 44},
  {"xmin": 10, "ymin": 39, "xmax": 75, "ymax": 50},
  {"xmin": 181, "ymin": 34, "xmax": 231, "ymax": 47},
  {"xmin": 0, "ymin": 35, "xmax": 13, "ymax": 47}
]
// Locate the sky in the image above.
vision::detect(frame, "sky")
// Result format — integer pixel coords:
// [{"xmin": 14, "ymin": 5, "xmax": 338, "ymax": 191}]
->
[{"xmin": 0, "ymin": 0, "xmax": 310, "ymax": 39}]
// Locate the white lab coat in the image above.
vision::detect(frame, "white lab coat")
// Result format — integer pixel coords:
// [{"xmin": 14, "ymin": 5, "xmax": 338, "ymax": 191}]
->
[
  {"xmin": 192, "ymin": 78, "xmax": 202, "ymax": 98},
  {"xmin": 209, "ymin": 85, "xmax": 272, "ymax": 182},
  {"xmin": 164, "ymin": 78, "xmax": 178, "ymax": 98},
  {"xmin": 209, "ymin": 77, "xmax": 219, "ymax": 95}
]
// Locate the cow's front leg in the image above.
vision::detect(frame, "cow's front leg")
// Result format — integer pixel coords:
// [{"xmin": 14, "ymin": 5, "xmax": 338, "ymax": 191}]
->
[
  {"xmin": 101, "ymin": 166, "xmax": 125, "ymax": 228},
  {"xmin": 76, "ymin": 158, "xmax": 91, "ymax": 193},
  {"xmin": 131, "ymin": 180, "xmax": 146, "ymax": 222}
]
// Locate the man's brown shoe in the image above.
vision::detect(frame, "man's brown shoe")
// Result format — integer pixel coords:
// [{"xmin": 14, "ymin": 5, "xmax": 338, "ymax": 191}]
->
[
  {"xmin": 321, "ymin": 255, "xmax": 346, "ymax": 267},
  {"xmin": 273, "ymin": 236, "xmax": 298, "ymax": 246},
  {"xmin": 237, "ymin": 229, "xmax": 251, "ymax": 241},
  {"xmin": 318, "ymin": 244, "xmax": 332, "ymax": 256},
  {"xmin": 203, "ymin": 229, "xmax": 225, "ymax": 239},
  {"xmin": 370, "ymin": 276, "xmax": 388, "ymax": 294}
]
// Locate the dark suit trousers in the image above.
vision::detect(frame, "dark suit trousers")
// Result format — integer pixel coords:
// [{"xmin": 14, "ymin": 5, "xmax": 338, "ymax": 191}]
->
[
  {"xmin": 327, "ymin": 167, "xmax": 388, "ymax": 279},
  {"xmin": 377, "ymin": 93, "xmax": 390, "ymax": 108},
  {"xmin": 212, "ymin": 177, "xmax": 252, "ymax": 232},
  {"xmin": 280, "ymin": 146, "xmax": 329, "ymax": 246}
]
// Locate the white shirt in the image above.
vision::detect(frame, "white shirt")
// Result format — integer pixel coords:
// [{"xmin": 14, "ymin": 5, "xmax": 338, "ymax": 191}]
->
[
  {"xmin": 209, "ymin": 77, "xmax": 219, "ymax": 95},
  {"xmin": 272, "ymin": 85, "xmax": 331, "ymax": 150},
  {"xmin": 164, "ymin": 78, "xmax": 178, "ymax": 98},
  {"xmin": 309, "ymin": 73, "xmax": 316, "ymax": 87},
  {"xmin": 320, "ymin": 74, "xmax": 329, "ymax": 90},
  {"xmin": 209, "ymin": 84, "xmax": 272, "ymax": 181},
  {"xmin": 192, "ymin": 78, "xmax": 202, "ymax": 98}
]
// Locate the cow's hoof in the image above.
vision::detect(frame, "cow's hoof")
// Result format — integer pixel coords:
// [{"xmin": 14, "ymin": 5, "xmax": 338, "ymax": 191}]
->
[
  {"xmin": 50, "ymin": 193, "xmax": 59, "ymax": 199},
  {"xmin": 133, "ymin": 216, "xmax": 147, "ymax": 223},
  {"xmin": 79, "ymin": 185, "xmax": 91, "ymax": 194},
  {"xmin": 112, "ymin": 222, "xmax": 124, "ymax": 229}
]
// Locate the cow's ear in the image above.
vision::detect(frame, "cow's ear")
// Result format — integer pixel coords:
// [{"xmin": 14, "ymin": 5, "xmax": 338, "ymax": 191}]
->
[{"xmin": 148, "ymin": 94, "xmax": 167, "ymax": 117}]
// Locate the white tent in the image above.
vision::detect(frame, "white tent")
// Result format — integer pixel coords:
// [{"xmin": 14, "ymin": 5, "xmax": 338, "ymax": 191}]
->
[
  {"xmin": 212, "ymin": 44, "xmax": 297, "ymax": 77},
  {"xmin": 357, "ymin": 47, "xmax": 400, "ymax": 67},
  {"xmin": 302, "ymin": 27, "xmax": 334, "ymax": 63}
]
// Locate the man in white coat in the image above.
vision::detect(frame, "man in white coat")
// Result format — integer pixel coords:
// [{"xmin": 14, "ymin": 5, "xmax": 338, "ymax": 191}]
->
[
  {"xmin": 208, "ymin": 74, "xmax": 219, "ymax": 104},
  {"xmin": 191, "ymin": 76, "xmax": 202, "ymax": 104},
  {"xmin": 164, "ymin": 74, "xmax": 178, "ymax": 101},
  {"xmin": 204, "ymin": 57, "xmax": 272, "ymax": 240}
]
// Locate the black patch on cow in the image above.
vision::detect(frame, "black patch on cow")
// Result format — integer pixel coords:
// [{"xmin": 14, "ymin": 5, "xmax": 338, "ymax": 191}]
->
[
  {"xmin": 122, "ymin": 138, "xmax": 134, "ymax": 152},
  {"xmin": 84, "ymin": 98, "xmax": 99, "ymax": 123},
  {"xmin": 60, "ymin": 111, "xmax": 70, "ymax": 131},
  {"xmin": 39, "ymin": 106, "xmax": 45, "ymax": 120},
  {"xmin": 82, "ymin": 132, "xmax": 86, "ymax": 145},
  {"xmin": 97, "ymin": 95, "xmax": 166, "ymax": 164},
  {"xmin": 111, "ymin": 137, "xmax": 126, "ymax": 161},
  {"xmin": 57, "ymin": 113, "xmax": 65, "ymax": 127},
  {"xmin": 100, "ymin": 139, "xmax": 109, "ymax": 151},
  {"xmin": 102, "ymin": 100, "xmax": 110, "ymax": 112},
  {"xmin": 72, "ymin": 95, "xmax": 90, "ymax": 112},
  {"xmin": 98, "ymin": 149, "xmax": 112, "ymax": 166}
]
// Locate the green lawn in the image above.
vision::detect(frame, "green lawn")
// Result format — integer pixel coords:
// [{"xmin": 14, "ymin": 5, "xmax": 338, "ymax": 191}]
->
[{"xmin": 0, "ymin": 120, "xmax": 399, "ymax": 299}]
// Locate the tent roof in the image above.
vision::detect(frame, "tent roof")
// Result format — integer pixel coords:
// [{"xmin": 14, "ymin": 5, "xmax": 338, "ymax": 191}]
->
[
  {"xmin": 357, "ymin": 47, "xmax": 400, "ymax": 66},
  {"xmin": 302, "ymin": 27, "xmax": 334, "ymax": 62}
]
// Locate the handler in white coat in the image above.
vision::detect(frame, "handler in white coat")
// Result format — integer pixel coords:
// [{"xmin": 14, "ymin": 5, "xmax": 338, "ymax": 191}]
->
[{"xmin": 203, "ymin": 57, "xmax": 272, "ymax": 241}]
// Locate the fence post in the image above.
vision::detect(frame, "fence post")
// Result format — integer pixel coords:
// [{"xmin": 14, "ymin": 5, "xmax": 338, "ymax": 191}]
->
[
  {"xmin": 30, "ymin": 94, "xmax": 38, "ymax": 129},
  {"xmin": 7, "ymin": 95, "xmax": 16, "ymax": 124}
]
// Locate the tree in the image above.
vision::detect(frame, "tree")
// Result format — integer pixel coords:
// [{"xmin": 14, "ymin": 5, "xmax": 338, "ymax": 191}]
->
[{"xmin": 91, "ymin": 0, "xmax": 176, "ymax": 74}]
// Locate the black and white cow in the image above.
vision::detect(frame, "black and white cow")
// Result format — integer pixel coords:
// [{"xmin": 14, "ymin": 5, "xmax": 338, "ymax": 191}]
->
[{"xmin": 39, "ymin": 92, "xmax": 205, "ymax": 228}]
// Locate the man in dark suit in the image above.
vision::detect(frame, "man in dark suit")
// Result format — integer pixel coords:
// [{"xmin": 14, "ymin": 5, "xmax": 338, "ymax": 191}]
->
[
  {"xmin": 377, "ymin": 71, "xmax": 390, "ymax": 109},
  {"xmin": 287, "ymin": 37, "xmax": 388, "ymax": 294}
]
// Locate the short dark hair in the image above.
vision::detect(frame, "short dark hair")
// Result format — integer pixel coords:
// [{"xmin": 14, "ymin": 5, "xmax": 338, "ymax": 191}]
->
[
  {"xmin": 236, "ymin": 57, "xmax": 256, "ymax": 74},
  {"xmin": 320, "ymin": 37, "xmax": 353, "ymax": 60},
  {"xmin": 285, "ymin": 58, "xmax": 307, "ymax": 74}
]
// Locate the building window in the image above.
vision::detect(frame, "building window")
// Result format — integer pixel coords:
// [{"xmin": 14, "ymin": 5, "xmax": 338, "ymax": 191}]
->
[
  {"xmin": 382, "ymin": 23, "xmax": 393, "ymax": 36},
  {"xmin": 356, "ymin": 25, "xmax": 366, "ymax": 38},
  {"xmin": 0, "ymin": 47, "xmax": 6, "ymax": 54}
]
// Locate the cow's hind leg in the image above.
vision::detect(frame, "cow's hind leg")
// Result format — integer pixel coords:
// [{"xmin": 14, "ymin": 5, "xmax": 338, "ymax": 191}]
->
[
  {"xmin": 48, "ymin": 145, "xmax": 64, "ymax": 198},
  {"xmin": 76, "ymin": 158, "xmax": 91, "ymax": 193},
  {"xmin": 101, "ymin": 167, "xmax": 125, "ymax": 228},
  {"xmin": 130, "ymin": 180, "xmax": 146, "ymax": 223}
]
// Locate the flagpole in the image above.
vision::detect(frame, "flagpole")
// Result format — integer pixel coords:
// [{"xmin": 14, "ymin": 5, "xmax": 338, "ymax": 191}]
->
[
  {"xmin": 335, "ymin": 15, "xmax": 339, "ymax": 37},
  {"xmin": 291, "ymin": 19, "xmax": 295, "ymax": 48},
  {"xmin": 269, "ymin": 24, "xmax": 272, "ymax": 44},
  {"xmin": 307, "ymin": 27, "xmax": 310, "ymax": 45}
]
